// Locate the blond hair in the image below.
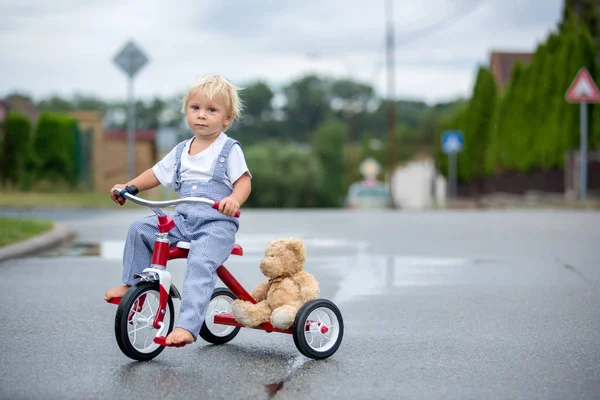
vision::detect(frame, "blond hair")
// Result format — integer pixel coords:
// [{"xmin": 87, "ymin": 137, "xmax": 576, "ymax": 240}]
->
[{"xmin": 181, "ymin": 74, "xmax": 243, "ymax": 128}]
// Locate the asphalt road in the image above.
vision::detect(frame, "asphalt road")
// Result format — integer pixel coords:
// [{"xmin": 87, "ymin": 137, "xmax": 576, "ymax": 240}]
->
[{"xmin": 1, "ymin": 208, "xmax": 599, "ymax": 400}]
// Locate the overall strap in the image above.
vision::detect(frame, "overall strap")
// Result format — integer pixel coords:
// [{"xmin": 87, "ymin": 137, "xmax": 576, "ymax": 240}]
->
[
  {"xmin": 172, "ymin": 139, "xmax": 188, "ymax": 192},
  {"xmin": 211, "ymin": 138, "xmax": 240, "ymax": 182}
]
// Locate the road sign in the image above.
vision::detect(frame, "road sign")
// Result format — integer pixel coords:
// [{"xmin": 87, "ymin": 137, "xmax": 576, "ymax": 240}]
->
[
  {"xmin": 441, "ymin": 130, "xmax": 463, "ymax": 154},
  {"xmin": 565, "ymin": 67, "xmax": 600, "ymax": 203},
  {"xmin": 113, "ymin": 40, "xmax": 150, "ymax": 180},
  {"xmin": 441, "ymin": 130, "xmax": 463, "ymax": 200},
  {"xmin": 113, "ymin": 41, "xmax": 149, "ymax": 79},
  {"xmin": 565, "ymin": 67, "xmax": 600, "ymax": 103}
]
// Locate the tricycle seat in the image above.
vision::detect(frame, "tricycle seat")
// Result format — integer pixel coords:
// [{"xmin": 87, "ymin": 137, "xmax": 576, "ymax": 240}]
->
[{"xmin": 176, "ymin": 241, "xmax": 243, "ymax": 256}]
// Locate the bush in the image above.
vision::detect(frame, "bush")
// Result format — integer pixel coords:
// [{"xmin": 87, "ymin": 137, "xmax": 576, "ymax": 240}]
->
[
  {"xmin": 31, "ymin": 113, "xmax": 78, "ymax": 186},
  {"xmin": 0, "ymin": 112, "xmax": 31, "ymax": 186},
  {"xmin": 244, "ymin": 141, "xmax": 323, "ymax": 208}
]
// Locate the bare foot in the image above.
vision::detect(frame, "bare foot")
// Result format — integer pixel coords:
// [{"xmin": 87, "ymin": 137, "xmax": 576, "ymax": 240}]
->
[
  {"xmin": 165, "ymin": 328, "xmax": 195, "ymax": 345},
  {"xmin": 104, "ymin": 284, "xmax": 131, "ymax": 301}
]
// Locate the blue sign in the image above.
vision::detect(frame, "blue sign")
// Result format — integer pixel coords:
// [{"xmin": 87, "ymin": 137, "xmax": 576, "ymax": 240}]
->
[{"xmin": 441, "ymin": 130, "xmax": 464, "ymax": 154}]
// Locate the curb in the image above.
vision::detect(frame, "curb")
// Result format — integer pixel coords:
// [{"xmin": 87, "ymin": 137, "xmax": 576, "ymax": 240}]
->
[{"xmin": 0, "ymin": 223, "xmax": 75, "ymax": 263}]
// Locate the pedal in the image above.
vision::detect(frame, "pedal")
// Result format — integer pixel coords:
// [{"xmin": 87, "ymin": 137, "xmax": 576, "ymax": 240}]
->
[
  {"xmin": 107, "ymin": 297, "xmax": 121, "ymax": 305},
  {"xmin": 154, "ymin": 336, "xmax": 187, "ymax": 347}
]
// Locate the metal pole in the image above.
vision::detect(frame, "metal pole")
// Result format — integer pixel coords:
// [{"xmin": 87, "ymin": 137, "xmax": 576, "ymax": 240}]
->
[
  {"xmin": 127, "ymin": 77, "xmax": 135, "ymax": 180},
  {"xmin": 448, "ymin": 153, "xmax": 456, "ymax": 199},
  {"xmin": 385, "ymin": 0, "xmax": 396, "ymax": 208},
  {"xmin": 580, "ymin": 101, "xmax": 587, "ymax": 202}
]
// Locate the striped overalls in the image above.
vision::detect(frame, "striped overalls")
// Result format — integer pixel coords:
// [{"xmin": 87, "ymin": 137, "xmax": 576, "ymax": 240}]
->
[{"xmin": 121, "ymin": 138, "xmax": 240, "ymax": 340}]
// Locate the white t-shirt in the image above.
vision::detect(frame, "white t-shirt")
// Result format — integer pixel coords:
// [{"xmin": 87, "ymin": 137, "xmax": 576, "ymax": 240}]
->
[{"xmin": 152, "ymin": 133, "xmax": 251, "ymax": 190}]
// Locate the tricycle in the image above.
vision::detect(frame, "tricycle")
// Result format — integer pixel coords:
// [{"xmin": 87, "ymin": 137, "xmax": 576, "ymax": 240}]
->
[{"xmin": 107, "ymin": 188, "xmax": 344, "ymax": 361}]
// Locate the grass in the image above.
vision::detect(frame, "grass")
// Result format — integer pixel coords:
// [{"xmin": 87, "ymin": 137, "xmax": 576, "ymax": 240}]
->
[{"xmin": 0, "ymin": 217, "xmax": 54, "ymax": 247}]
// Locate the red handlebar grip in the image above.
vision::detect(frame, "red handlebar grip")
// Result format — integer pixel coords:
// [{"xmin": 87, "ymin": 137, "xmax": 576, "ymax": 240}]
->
[
  {"xmin": 111, "ymin": 191, "xmax": 126, "ymax": 206},
  {"xmin": 212, "ymin": 201, "xmax": 241, "ymax": 218}
]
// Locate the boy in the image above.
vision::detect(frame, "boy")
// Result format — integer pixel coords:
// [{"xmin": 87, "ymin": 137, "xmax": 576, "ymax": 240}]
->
[{"xmin": 104, "ymin": 74, "xmax": 251, "ymax": 346}]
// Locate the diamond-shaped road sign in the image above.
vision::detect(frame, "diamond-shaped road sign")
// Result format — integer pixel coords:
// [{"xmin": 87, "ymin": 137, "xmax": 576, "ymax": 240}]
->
[
  {"xmin": 113, "ymin": 41, "xmax": 149, "ymax": 78},
  {"xmin": 565, "ymin": 67, "xmax": 600, "ymax": 103},
  {"xmin": 441, "ymin": 130, "xmax": 464, "ymax": 154}
]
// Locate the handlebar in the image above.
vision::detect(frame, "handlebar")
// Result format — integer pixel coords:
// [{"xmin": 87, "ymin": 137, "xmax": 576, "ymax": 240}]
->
[{"xmin": 112, "ymin": 187, "xmax": 240, "ymax": 218}]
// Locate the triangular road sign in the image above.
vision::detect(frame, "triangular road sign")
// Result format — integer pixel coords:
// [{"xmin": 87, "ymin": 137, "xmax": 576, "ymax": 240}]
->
[{"xmin": 565, "ymin": 67, "xmax": 600, "ymax": 103}]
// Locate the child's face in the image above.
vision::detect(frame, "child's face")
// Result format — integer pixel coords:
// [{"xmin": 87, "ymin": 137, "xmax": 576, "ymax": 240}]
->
[{"xmin": 186, "ymin": 90, "xmax": 233, "ymax": 138}]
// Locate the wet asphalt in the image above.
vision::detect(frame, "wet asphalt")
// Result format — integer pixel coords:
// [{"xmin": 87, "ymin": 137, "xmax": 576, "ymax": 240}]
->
[{"xmin": 1, "ymin": 208, "xmax": 599, "ymax": 400}]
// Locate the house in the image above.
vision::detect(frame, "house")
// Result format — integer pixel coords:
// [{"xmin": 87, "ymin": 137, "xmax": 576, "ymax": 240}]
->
[
  {"xmin": 71, "ymin": 111, "xmax": 158, "ymax": 192},
  {"xmin": 489, "ymin": 51, "xmax": 533, "ymax": 90},
  {"xmin": 6, "ymin": 95, "xmax": 40, "ymax": 123}
]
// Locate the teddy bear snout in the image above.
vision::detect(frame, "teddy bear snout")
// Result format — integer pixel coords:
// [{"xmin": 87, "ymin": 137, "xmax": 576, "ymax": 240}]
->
[{"xmin": 260, "ymin": 259, "xmax": 278, "ymax": 278}]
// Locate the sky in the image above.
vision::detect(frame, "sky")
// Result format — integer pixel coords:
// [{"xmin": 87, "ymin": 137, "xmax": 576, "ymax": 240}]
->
[{"xmin": 1, "ymin": 0, "xmax": 563, "ymax": 105}]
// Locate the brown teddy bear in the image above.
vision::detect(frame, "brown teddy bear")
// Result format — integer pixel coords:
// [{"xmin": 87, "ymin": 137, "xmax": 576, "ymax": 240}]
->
[{"xmin": 231, "ymin": 238, "xmax": 320, "ymax": 330}]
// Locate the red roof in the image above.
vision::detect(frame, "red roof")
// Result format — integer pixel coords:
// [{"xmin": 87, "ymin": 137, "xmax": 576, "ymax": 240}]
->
[
  {"xmin": 490, "ymin": 51, "xmax": 533, "ymax": 89},
  {"xmin": 104, "ymin": 129, "xmax": 156, "ymax": 141}
]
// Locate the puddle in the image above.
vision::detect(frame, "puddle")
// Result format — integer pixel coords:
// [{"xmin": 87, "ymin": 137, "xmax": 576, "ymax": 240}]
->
[
  {"xmin": 41, "ymin": 242, "xmax": 101, "ymax": 257},
  {"xmin": 39, "ymin": 238, "xmax": 367, "ymax": 261},
  {"xmin": 330, "ymin": 254, "xmax": 505, "ymax": 303},
  {"xmin": 40, "ymin": 240, "xmax": 503, "ymax": 300}
]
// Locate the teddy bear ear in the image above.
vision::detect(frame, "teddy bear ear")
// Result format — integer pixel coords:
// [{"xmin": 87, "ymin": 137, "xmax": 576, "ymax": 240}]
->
[{"xmin": 285, "ymin": 238, "xmax": 306, "ymax": 259}]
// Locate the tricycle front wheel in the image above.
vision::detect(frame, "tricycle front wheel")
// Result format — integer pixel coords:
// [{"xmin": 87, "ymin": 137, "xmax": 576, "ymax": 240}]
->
[
  {"xmin": 292, "ymin": 299, "xmax": 344, "ymax": 360},
  {"xmin": 114, "ymin": 282, "xmax": 174, "ymax": 361}
]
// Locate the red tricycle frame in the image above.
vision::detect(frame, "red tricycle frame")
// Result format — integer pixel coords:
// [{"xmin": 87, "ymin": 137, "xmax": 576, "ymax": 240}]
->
[{"xmin": 110, "ymin": 214, "xmax": 293, "ymax": 336}]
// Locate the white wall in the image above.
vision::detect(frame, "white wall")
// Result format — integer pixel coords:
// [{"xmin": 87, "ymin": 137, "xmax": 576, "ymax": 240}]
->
[{"xmin": 391, "ymin": 157, "xmax": 446, "ymax": 209}]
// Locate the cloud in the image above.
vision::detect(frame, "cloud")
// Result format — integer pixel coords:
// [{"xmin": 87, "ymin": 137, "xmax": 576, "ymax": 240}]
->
[{"xmin": 0, "ymin": 0, "xmax": 563, "ymax": 104}]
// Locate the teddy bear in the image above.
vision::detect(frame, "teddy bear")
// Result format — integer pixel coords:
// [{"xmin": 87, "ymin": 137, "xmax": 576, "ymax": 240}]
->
[{"xmin": 231, "ymin": 238, "xmax": 320, "ymax": 330}]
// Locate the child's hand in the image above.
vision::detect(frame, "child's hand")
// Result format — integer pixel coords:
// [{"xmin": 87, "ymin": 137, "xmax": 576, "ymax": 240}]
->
[
  {"xmin": 218, "ymin": 196, "xmax": 240, "ymax": 217},
  {"xmin": 110, "ymin": 184, "xmax": 127, "ymax": 205}
]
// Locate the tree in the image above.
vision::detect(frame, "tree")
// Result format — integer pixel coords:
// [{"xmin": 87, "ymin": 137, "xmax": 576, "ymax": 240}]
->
[
  {"xmin": 563, "ymin": 0, "xmax": 599, "ymax": 59},
  {"xmin": 240, "ymin": 81, "xmax": 274, "ymax": 121},
  {"xmin": 283, "ymin": 75, "xmax": 333, "ymax": 142},
  {"xmin": 230, "ymin": 81, "xmax": 278, "ymax": 144},
  {"xmin": 456, "ymin": 66, "xmax": 497, "ymax": 185},
  {"xmin": 310, "ymin": 119, "xmax": 349, "ymax": 207},
  {"xmin": 244, "ymin": 141, "xmax": 322, "ymax": 208}
]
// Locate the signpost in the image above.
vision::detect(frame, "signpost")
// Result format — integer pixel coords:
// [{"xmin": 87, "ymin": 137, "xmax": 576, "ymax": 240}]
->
[
  {"xmin": 113, "ymin": 40, "xmax": 149, "ymax": 180},
  {"xmin": 565, "ymin": 67, "xmax": 600, "ymax": 203},
  {"xmin": 441, "ymin": 130, "xmax": 464, "ymax": 199}
]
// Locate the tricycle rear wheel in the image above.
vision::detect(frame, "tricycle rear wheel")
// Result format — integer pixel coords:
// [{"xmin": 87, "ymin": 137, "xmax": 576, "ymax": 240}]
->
[
  {"xmin": 292, "ymin": 299, "xmax": 344, "ymax": 360},
  {"xmin": 199, "ymin": 288, "xmax": 241, "ymax": 344}
]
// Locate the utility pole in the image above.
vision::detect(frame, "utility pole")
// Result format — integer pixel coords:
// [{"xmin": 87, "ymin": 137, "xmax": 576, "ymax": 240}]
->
[{"xmin": 385, "ymin": 0, "xmax": 396, "ymax": 208}]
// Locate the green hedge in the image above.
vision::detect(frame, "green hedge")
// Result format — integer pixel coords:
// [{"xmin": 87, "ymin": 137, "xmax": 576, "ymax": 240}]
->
[
  {"xmin": 438, "ymin": 12, "xmax": 599, "ymax": 181},
  {"xmin": 0, "ymin": 112, "xmax": 31, "ymax": 185},
  {"xmin": 31, "ymin": 112, "xmax": 78, "ymax": 186}
]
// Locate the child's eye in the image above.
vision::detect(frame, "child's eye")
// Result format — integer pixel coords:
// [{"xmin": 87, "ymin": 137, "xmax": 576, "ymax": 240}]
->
[
  {"xmin": 209, "ymin": 107, "xmax": 217, "ymax": 112},
  {"xmin": 190, "ymin": 105, "xmax": 199, "ymax": 110}
]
